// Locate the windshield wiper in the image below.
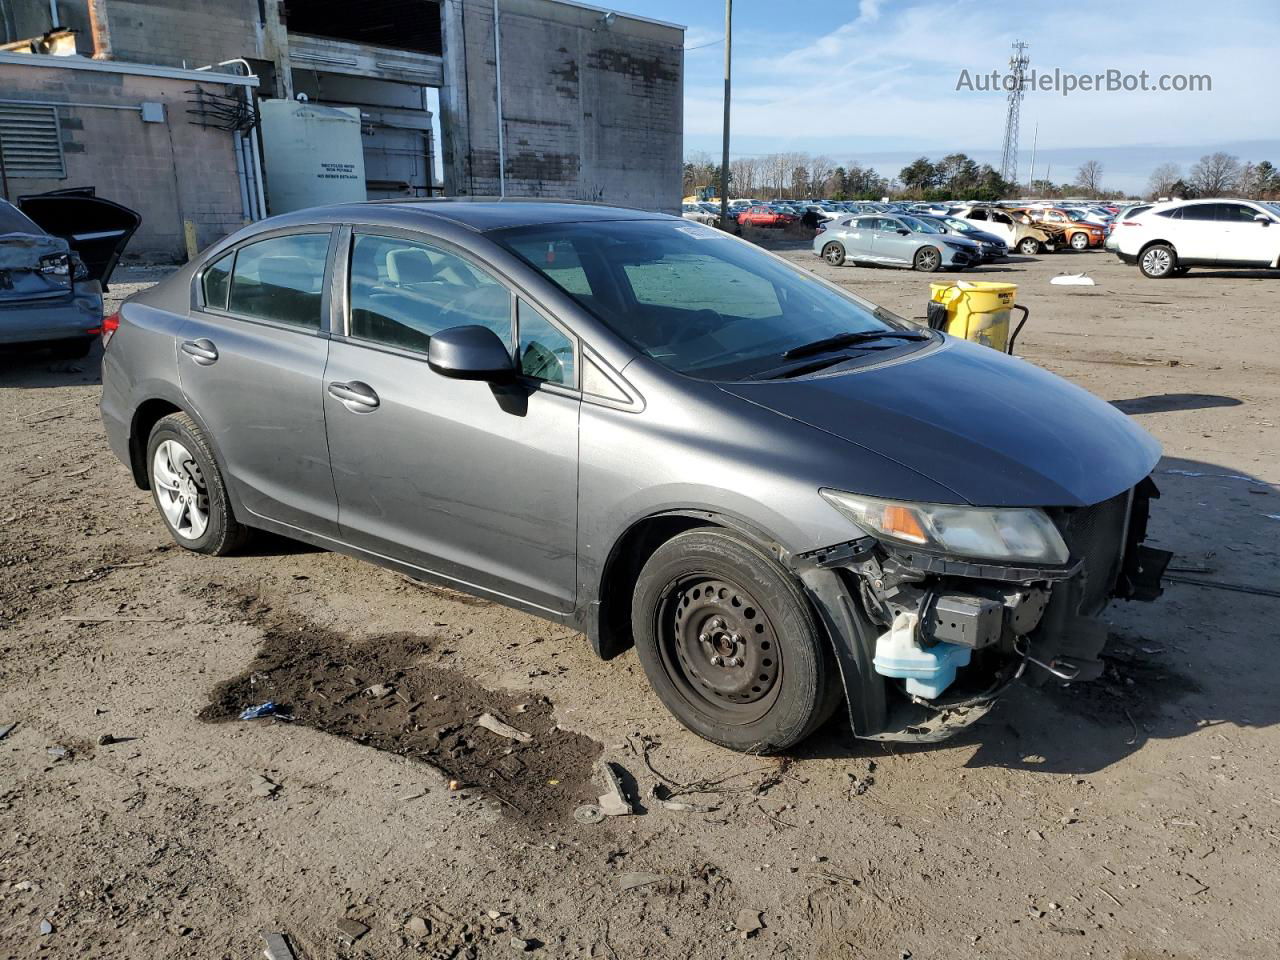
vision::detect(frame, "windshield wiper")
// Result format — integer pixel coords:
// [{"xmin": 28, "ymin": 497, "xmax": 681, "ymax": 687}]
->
[{"xmin": 782, "ymin": 329, "xmax": 929, "ymax": 360}]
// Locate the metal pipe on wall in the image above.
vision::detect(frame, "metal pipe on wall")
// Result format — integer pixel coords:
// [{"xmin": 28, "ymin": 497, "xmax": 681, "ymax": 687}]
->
[
  {"xmin": 87, "ymin": 0, "xmax": 112, "ymax": 60},
  {"xmin": 492, "ymin": 0, "xmax": 505, "ymax": 197}
]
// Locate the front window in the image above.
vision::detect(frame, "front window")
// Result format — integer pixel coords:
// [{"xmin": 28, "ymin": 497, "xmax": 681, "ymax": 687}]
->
[
  {"xmin": 901, "ymin": 216, "xmax": 945, "ymax": 235},
  {"xmin": 492, "ymin": 219, "xmax": 913, "ymax": 381}
]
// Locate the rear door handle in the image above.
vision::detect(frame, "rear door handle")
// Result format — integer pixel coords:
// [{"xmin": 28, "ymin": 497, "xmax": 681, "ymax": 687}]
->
[
  {"xmin": 181, "ymin": 338, "xmax": 218, "ymax": 365},
  {"xmin": 327, "ymin": 380, "xmax": 380, "ymax": 411}
]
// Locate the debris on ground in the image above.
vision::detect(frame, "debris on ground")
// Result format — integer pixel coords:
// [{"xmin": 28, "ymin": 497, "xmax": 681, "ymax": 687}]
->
[
  {"xmin": 336, "ymin": 917, "xmax": 370, "ymax": 945},
  {"xmin": 1050, "ymin": 273, "xmax": 1096, "ymax": 286},
  {"xmin": 46, "ymin": 745, "xmax": 68, "ymax": 761},
  {"xmin": 650, "ymin": 784, "xmax": 719, "ymax": 813},
  {"xmin": 594, "ymin": 760, "xmax": 633, "ymax": 817},
  {"xmin": 405, "ymin": 915, "xmax": 430, "ymax": 939},
  {"xmin": 619, "ymin": 872, "xmax": 665, "ymax": 891},
  {"xmin": 239, "ymin": 701, "xmax": 279, "ymax": 720},
  {"xmin": 0, "ymin": 722, "xmax": 15, "ymax": 741},
  {"xmin": 251, "ymin": 775, "xmax": 280, "ymax": 798},
  {"xmin": 510, "ymin": 935, "xmax": 536, "ymax": 951},
  {"xmin": 365, "ymin": 683, "xmax": 395, "ymax": 699},
  {"xmin": 573, "ymin": 803, "xmax": 605, "ymax": 824},
  {"xmin": 476, "ymin": 712, "xmax": 533, "ymax": 743},
  {"xmin": 260, "ymin": 930, "xmax": 297, "ymax": 960},
  {"xmin": 847, "ymin": 759, "xmax": 877, "ymax": 797},
  {"xmin": 40, "ymin": 919, "xmax": 54, "ymax": 935},
  {"xmin": 736, "ymin": 909, "xmax": 765, "ymax": 939}
]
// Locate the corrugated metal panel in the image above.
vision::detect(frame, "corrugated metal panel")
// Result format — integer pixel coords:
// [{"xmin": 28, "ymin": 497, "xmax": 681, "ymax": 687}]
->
[{"xmin": 0, "ymin": 104, "xmax": 66, "ymax": 178}]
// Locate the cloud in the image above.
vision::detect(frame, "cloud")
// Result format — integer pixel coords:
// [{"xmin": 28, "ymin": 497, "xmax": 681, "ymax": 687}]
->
[{"xmin": 683, "ymin": 0, "xmax": 1280, "ymax": 189}]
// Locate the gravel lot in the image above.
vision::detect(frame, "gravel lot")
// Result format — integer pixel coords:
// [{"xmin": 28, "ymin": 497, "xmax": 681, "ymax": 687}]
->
[{"xmin": 2, "ymin": 248, "xmax": 1278, "ymax": 960}]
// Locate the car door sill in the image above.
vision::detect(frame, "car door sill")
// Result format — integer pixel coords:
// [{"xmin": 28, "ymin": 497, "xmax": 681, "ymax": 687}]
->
[{"xmin": 241, "ymin": 509, "xmax": 577, "ymax": 623}]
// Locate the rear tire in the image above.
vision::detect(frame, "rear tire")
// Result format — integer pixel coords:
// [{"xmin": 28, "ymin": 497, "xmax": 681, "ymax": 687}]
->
[
  {"xmin": 1139, "ymin": 243, "xmax": 1177, "ymax": 279},
  {"xmin": 631, "ymin": 529, "xmax": 840, "ymax": 753},
  {"xmin": 146, "ymin": 412, "xmax": 248, "ymax": 555},
  {"xmin": 821, "ymin": 242, "xmax": 846, "ymax": 266},
  {"xmin": 1017, "ymin": 237, "xmax": 1042, "ymax": 256},
  {"xmin": 913, "ymin": 246, "xmax": 943, "ymax": 272}
]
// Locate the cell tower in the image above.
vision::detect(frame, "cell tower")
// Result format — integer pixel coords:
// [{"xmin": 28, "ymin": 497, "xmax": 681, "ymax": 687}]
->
[{"xmin": 999, "ymin": 40, "xmax": 1029, "ymax": 186}]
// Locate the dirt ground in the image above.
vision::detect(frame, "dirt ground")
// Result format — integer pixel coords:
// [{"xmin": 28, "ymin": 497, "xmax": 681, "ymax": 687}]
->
[{"xmin": 2, "ymin": 247, "xmax": 1278, "ymax": 960}]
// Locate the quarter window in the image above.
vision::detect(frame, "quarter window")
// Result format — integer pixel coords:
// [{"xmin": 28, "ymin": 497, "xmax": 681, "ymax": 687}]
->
[
  {"xmin": 517, "ymin": 299, "xmax": 576, "ymax": 387},
  {"xmin": 201, "ymin": 252, "xmax": 233, "ymax": 310},
  {"xmin": 226, "ymin": 233, "xmax": 330, "ymax": 329},
  {"xmin": 347, "ymin": 234, "xmax": 513, "ymax": 353}
]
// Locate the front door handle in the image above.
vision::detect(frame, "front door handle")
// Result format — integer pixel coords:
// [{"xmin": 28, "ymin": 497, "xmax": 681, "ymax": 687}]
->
[
  {"xmin": 181, "ymin": 338, "xmax": 218, "ymax": 365},
  {"xmin": 327, "ymin": 380, "xmax": 380, "ymax": 411}
]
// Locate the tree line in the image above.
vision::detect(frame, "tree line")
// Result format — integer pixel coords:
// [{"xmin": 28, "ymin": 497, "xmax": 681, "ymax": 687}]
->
[{"xmin": 684, "ymin": 150, "xmax": 1280, "ymax": 203}]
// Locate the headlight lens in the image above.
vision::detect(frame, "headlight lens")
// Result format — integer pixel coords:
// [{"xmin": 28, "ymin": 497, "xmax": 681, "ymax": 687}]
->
[{"xmin": 820, "ymin": 489, "xmax": 1069, "ymax": 564}]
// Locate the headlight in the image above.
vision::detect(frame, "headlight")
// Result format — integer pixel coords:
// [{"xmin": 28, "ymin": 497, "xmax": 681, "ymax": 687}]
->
[{"xmin": 820, "ymin": 489, "xmax": 1069, "ymax": 564}]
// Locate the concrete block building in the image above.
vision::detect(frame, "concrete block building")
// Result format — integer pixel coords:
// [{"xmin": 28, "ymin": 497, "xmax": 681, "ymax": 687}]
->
[{"xmin": 0, "ymin": 0, "xmax": 684, "ymax": 260}]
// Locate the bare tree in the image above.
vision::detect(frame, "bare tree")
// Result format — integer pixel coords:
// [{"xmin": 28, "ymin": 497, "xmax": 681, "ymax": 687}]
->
[
  {"xmin": 1189, "ymin": 152, "xmax": 1241, "ymax": 196},
  {"xmin": 808, "ymin": 155, "xmax": 837, "ymax": 196},
  {"xmin": 1146, "ymin": 162, "xmax": 1182, "ymax": 199},
  {"xmin": 1075, "ymin": 160, "xmax": 1104, "ymax": 197}
]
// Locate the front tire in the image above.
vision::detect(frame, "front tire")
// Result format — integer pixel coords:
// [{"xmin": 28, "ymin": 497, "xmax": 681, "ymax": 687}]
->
[
  {"xmin": 821, "ymin": 242, "xmax": 846, "ymax": 266},
  {"xmin": 631, "ymin": 529, "xmax": 840, "ymax": 753},
  {"xmin": 147, "ymin": 412, "xmax": 248, "ymax": 555},
  {"xmin": 1139, "ymin": 243, "xmax": 1177, "ymax": 279},
  {"xmin": 913, "ymin": 246, "xmax": 943, "ymax": 272},
  {"xmin": 1069, "ymin": 231, "xmax": 1090, "ymax": 251}
]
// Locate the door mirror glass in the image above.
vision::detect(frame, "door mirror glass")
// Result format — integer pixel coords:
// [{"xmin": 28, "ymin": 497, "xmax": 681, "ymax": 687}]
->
[{"xmin": 427, "ymin": 324, "xmax": 516, "ymax": 381}]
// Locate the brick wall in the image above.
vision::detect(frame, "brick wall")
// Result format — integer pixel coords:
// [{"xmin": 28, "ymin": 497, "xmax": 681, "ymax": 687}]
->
[{"xmin": 0, "ymin": 61, "xmax": 251, "ymax": 261}]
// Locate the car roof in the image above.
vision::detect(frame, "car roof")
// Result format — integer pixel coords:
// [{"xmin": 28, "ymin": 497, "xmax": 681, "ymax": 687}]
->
[{"xmin": 253, "ymin": 198, "xmax": 676, "ymax": 234}]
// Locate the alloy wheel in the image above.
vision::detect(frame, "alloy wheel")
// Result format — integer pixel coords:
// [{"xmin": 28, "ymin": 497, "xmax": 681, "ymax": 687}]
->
[
  {"xmin": 658, "ymin": 575, "xmax": 782, "ymax": 724},
  {"xmin": 1071, "ymin": 232, "xmax": 1090, "ymax": 250},
  {"xmin": 1141, "ymin": 247, "xmax": 1173, "ymax": 277},
  {"xmin": 915, "ymin": 247, "xmax": 940, "ymax": 271},
  {"xmin": 822, "ymin": 242, "xmax": 845, "ymax": 265},
  {"xmin": 151, "ymin": 439, "xmax": 209, "ymax": 540}
]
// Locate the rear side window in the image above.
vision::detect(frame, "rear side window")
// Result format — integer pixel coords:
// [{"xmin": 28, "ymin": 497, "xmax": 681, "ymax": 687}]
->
[
  {"xmin": 227, "ymin": 234, "xmax": 330, "ymax": 329},
  {"xmin": 1180, "ymin": 204, "xmax": 1218, "ymax": 221},
  {"xmin": 201, "ymin": 252, "xmax": 233, "ymax": 310},
  {"xmin": 347, "ymin": 234, "xmax": 513, "ymax": 353}
]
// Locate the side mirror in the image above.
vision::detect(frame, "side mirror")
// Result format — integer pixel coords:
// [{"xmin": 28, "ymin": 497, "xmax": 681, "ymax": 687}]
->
[
  {"xmin": 427, "ymin": 325, "xmax": 515, "ymax": 382},
  {"xmin": 1255, "ymin": 213, "xmax": 1271, "ymax": 225},
  {"xmin": 897, "ymin": 228, "xmax": 910, "ymax": 235}
]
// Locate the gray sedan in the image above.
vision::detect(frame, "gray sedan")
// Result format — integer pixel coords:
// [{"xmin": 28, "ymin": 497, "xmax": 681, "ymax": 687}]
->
[
  {"xmin": 100, "ymin": 200, "xmax": 1170, "ymax": 753},
  {"xmin": 814, "ymin": 214, "xmax": 981, "ymax": 271}
]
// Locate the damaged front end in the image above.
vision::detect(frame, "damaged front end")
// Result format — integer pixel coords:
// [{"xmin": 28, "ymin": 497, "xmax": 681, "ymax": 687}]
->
[{"xmin": 794, "ymin": 477, "xmax": 1171, "ymax": 743}]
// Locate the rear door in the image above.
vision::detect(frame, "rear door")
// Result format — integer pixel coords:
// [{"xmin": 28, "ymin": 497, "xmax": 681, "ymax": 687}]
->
[
  {"xmin": 1171, "ymin": 203, "xmax": 1221, "ymax": 260},
  {"xmin": 321, "ymin": 229, "xmax": 581, "ymax": 613},
  {"xmin": 179, "ymin": 229, "xmax": 340, "ymax": 536}
]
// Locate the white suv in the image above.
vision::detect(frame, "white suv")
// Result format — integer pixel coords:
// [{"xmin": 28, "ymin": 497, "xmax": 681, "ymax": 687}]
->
[{"xmin": 1115, "ymin": 198, "xmax": 1280, "ymax": 278}]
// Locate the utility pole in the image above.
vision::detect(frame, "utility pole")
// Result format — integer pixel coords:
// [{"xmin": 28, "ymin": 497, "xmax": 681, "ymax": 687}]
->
[
  {"xmin": 999, "ymin": 40, "xmax": 1029, "ymax": 186},
  {"xmin": 717, "ymin": 0, "xmax": 731, "ymax": 229},
  {"xmin": 1027, "ymin": 122, "xmax": 1038, "ymax": 198}
]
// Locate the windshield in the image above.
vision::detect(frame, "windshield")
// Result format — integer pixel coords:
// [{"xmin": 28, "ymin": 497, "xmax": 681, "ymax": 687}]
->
[
  {"xmin": 943, "ymin": 217, "xmax": 976, "ymax": 233},
  {"xmin": 491, "ymin": 219, "xmax": 910, "ymax": 380},
  {"xmin": 900, "ymin": 215, "xmax": 945, "ymax": 235}
]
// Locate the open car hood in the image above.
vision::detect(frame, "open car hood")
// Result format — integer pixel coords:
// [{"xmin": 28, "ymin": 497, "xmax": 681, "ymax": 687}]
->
[
  {"xmin": 719, "ymin": 337, "xmax": 1162, "ymax": 508},
  {"xmin": 17, "ymin": 188, "xmax": 140, "ymax": 289}
]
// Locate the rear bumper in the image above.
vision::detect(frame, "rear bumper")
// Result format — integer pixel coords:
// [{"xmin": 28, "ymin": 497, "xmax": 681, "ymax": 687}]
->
[{"xmin": 0, "ymin": 285, "xmax": 102, "ymax": 345}]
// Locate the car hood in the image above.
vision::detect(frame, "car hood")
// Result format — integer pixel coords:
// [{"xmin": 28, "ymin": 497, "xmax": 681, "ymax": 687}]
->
[{"xmin": 718, "ymin": 338, "xmax": 1161, "ymax": 508}]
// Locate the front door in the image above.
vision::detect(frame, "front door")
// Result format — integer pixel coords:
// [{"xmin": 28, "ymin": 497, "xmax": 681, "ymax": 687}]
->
[
  {"xmin": 321, "ymin": 231, "xmax": 581, "ymax": 613},
  {"xmin": 1216, "ymin": 203, "xmax": 1276, "ymax": 263},
  {"xmin": 871, "ymin": 217, "xmax": 915, "ymax": 264},
  {"xmin": 179, "ymin": 230, "xmax": 339, "ymax": 536}
]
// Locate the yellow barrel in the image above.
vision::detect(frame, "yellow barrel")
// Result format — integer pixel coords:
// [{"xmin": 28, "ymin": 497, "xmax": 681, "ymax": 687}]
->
[{"xmin": 929, "ymin": 281, "xmax": 1018, "ymax": 352}]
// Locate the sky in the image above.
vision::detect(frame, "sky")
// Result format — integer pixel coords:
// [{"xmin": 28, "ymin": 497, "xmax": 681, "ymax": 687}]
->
[{"xmin": 626, "ymin": 0, "xmax": 1280, "ymax": 194}]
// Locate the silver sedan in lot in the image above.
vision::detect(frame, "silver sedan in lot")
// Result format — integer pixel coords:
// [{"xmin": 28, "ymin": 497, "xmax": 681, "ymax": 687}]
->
[
  {"xmin": 814, "ymin": 214, "xmax": 982, "ymax": 271},
  {"xmin": 100, "ymin": 200, "xmax": 1170, "ymax": 754}
]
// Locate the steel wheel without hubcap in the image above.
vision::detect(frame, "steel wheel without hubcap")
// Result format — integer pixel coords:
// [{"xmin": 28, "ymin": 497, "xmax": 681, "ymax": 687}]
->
[
  {"xmin": 151, "ymin": 439, "xmax": 209, "ymax": 541},
  {"xmin": 658, "ymin": 576, "xmax": 782, "ymax": 724},
  {"xmin": 1140, "ymin": 245, "xmax": 1175, "ymax": 278},
  {"xmin": 914, "ymin": 246, "xmax": 941, "ymax": 271}
]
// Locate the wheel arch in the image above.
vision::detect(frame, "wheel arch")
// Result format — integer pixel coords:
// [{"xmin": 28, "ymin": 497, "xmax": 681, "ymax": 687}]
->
[
  {"xmin": 127, "ymin": 397, "xmax": 229, "ymax": 498},
  {"xmin": 591, "ymin": 509, "xmax": 790, "ymax": 661}
]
